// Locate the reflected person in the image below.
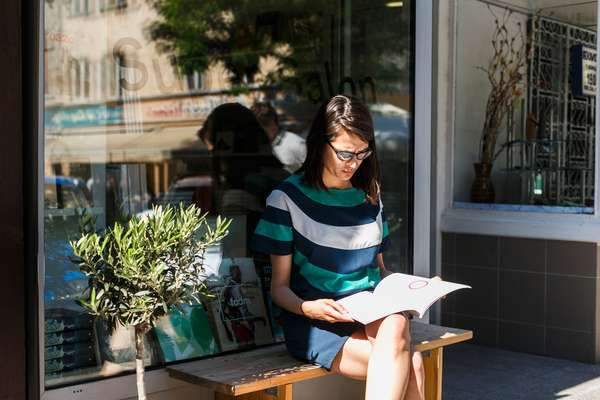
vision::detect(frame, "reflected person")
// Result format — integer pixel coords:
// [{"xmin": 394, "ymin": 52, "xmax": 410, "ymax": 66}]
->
[{"xmin": 251, "ymin": 102, "xmax": 306, "ymax": 174}]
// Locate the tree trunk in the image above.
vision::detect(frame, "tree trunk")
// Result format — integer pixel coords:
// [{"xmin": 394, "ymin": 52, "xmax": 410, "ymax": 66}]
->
[{"xmin": 135, "ymin": 324, "xmax": 147, "ymax": 400}]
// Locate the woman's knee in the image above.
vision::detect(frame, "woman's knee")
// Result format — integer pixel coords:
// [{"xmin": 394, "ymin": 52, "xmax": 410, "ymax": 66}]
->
[{"xmin": 370, "ymin": 314, "xmax": 411, "ymax": 351}]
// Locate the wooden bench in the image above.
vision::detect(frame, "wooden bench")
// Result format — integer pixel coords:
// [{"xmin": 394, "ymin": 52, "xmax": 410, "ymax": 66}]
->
[{"xmin": 167, "ymin": 322, "xmax": 472, "ymax": 400}]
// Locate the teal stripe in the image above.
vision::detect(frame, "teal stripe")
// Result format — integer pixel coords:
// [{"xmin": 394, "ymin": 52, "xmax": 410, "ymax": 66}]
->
[
  {"xmin": 294, "ymin": 250, "xmax": 381, "ymax": 293},
  {"xmin": 255, "ymin": 220, "xmax": 293, "ymax": 242},
  {"xmin": 383, "ymin": 221, "xmax": 389, "ymax": 238},
  {"xmin": 287, "ymin": 174, "xmax": 366, "ymax": 207}
]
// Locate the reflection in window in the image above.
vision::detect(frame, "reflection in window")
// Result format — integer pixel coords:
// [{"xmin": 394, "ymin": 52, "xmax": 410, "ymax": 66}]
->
[
  {"xmin": 43, "ymin": 0, "xmax": 414, "ymax": 388},
  {"xmin": 68, "ymin": 57, "xmax": 90, "ymax": 99},
  {"xmin": 74, "ymin": 0, "xmax": 94, "ymax": 16},
  {"xmin": 99, "ymin": 0, "xmax": 127, "ymax": 12},
  {"xmin": 453, "ymin": 0, "xmax": 596, "ymax": 213},
  {"xmin": 186, "ymin": 71, "xmax": 204, "ymax": 92}
]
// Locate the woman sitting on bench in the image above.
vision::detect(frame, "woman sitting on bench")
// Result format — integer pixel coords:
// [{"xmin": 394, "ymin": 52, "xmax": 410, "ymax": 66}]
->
[{"xmin": 251, "ymin": 95, "xmax": 425, "ymax": 400}]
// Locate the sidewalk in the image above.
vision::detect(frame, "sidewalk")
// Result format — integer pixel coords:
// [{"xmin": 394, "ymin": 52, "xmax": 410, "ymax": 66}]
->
[{"xmin": 443, "ymin": 344, "xmax": 600, "ymax": 400}]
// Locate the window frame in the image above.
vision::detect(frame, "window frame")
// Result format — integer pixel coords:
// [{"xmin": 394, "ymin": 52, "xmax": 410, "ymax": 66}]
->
[
  {"xmin": 37, "ymin": 1, "xmax": 424, "ymax": 398},
  {"xmin": 437, "ymin": 0, "xmax": 600, "ymax": 243}
]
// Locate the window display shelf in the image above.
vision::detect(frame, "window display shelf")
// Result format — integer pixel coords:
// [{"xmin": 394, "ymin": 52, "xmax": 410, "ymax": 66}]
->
[{"xmin": 454, "ymin": 201, "xmax": 593, "ymax": 214}]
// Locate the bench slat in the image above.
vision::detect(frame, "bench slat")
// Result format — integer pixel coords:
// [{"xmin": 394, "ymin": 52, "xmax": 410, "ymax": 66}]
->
[{"xmin": 167, "ymin": 322, "xmax": 472, "ymax": 396}]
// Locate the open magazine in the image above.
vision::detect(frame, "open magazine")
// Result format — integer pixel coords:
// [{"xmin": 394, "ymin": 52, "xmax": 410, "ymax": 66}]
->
[{"xmin": 337, "ymin": 273, "xmax": 470, "ymax": 325}]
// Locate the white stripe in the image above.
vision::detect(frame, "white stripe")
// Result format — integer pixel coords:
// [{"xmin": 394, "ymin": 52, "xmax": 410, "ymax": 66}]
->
[{"xmin": 266, "ymin": 190, "xmax": 383, "ymax": 250}]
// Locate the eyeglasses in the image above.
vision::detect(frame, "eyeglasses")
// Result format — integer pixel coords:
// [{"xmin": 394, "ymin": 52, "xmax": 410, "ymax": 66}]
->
[{"xmin": 327, "ymin": 141, "xmax": 372, "ymax": 161}]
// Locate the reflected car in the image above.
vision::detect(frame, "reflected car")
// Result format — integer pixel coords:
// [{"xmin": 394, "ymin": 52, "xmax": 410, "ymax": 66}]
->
[
  {"xmin": 45, "ymin": 175, "xmax": 92, "ymax": 210},
  {"xmin": 44, "ymin": 175, "xmax": 92, "ymax": 309},
  {"xmin": 158, "ymin": 175, "xmax": 214, "ymax": 211}
]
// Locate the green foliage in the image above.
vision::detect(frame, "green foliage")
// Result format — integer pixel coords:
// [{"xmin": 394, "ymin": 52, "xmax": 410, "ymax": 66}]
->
[
  {"xmin": 147, "ymin": 0, "xmax": 411, "ymax": 100},
  {"xmin": 147, "ymin": 0, "xmax": 336, "ymax": 88},
  {"xmin": 71, "ymin": 204, "xmax": 231, "ymax": 332}
]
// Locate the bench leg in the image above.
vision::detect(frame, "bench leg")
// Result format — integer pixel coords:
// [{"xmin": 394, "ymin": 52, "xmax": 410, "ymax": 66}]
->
[
  {"xmin": 214, "ymin": 384, "xmax": 292, "ymax": 400},
  {"xmin": 423, "ymin": 348, "xmax": 443, "ymax": 400}
]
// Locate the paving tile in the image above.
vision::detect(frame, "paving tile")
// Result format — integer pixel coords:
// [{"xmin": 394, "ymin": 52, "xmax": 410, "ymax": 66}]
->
[{"xmin": 443, "ymin": 343, "xmax": 600, "ymax": 400}]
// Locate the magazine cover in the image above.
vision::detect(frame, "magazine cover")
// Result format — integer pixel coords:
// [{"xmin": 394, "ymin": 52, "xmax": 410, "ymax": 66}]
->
[
  {"xmin": 260, "ymin": 265, "xmax": 285, "ymax": 342},
  {"xmin": 153, "ymin": 302, "xmax": 219, "ymax": 362},
  {"xmin": 206, "ymin": 257, "xmax": 273, "ymax": 352}
]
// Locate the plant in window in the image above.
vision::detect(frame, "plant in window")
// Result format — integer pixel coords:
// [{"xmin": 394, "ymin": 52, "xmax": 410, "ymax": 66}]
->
[
  {"xmin": 71, "ymin": 205, "xmax": 230, "ymax": 400},
  {"xmin": 472, "ymin": 7, "xmax": 530, "ymax": 202}
]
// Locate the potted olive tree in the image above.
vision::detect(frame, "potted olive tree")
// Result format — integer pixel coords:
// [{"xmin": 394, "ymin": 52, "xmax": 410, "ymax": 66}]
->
[{"xmin": 71, "ymin": 205, "xmax": 230, "ymax": 400}]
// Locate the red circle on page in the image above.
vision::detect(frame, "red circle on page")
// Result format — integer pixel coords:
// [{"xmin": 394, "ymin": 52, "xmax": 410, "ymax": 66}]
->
[{"xmin": 409, "ymin": 280, "xmax": 429, "ymax": 290}]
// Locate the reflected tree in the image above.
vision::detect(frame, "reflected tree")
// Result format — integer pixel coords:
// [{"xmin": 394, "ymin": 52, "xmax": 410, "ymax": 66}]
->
[{"xmin": 147, "ymin": 0, "xmax": 411, "ymax": 101}]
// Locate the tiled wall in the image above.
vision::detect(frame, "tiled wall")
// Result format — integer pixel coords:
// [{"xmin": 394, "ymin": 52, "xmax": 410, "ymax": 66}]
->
[{"xmin": 441, "ymin": 233, "xmax": 600, "ymax": 363}]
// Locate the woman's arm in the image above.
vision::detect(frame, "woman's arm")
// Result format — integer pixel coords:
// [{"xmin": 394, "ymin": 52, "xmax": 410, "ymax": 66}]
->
[
  {"xmin": 376, "ymin": 253, "xmax": 393, "ymax": 278},
  {"xmin": 270, "ymin": 254, "xmax": 353, "ymax": 323},
  {"xmin": 270, "ymin": 254, "xmax": 304, "ymax": 315}
]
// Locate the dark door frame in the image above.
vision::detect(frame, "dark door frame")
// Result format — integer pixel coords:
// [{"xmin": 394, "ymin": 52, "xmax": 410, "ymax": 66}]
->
[
  {"xmin": 0, "ymin": 0, "xmax": 26, "ymax": 398},
  {"xmin": 0, "ymin": 0, "xmax": 40, "ymax": 399}
]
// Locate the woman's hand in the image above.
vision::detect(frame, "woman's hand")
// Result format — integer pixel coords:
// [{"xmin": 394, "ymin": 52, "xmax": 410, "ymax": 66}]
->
[{"xmin": 301, "ymin": 299, "xmax": 355, "ymax": 323}]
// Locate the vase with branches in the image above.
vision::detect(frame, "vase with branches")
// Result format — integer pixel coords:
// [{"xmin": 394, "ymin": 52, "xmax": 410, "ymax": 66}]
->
[{"xmin": 471, "ymin": 7, "xmax": 530, "ymax": 202}]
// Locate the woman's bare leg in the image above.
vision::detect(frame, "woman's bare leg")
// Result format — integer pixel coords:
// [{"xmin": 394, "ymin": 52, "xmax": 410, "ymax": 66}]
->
[
  {"xmin": 331, "ymin": 330, "xmax": 372, "ymax": 380},
  {"xmin": 404, "ymin": 351, "xmax": 425, "ymax": 400},
  {"xmin": 331, "ymin": 316, "xmax": 424, "ymax": 399},
  {"xmin": 364, "ymin": 314, "xmax": 411, "ymax": 400}
]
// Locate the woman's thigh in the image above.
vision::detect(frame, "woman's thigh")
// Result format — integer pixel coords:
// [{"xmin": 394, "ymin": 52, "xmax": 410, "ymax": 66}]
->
[
  {"xmin": 330, "ymin": 329, "xmax": 372, "ymax": 380},
  {"xmin": 331, "ymin": 314, "xmax": 416, "ymax": 380}
]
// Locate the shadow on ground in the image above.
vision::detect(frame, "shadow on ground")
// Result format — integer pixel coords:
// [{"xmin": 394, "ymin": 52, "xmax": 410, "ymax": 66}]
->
[{"xmin": 443, "ymin": 344, "xmax": 600, "ymax": 400}]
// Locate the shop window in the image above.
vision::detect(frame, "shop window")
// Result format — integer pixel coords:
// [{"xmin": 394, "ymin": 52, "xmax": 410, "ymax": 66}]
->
[
  {"xmin": 43, "ymin": 0, "xmax": 414, "ymax": 389},
  {"xmin": 452, "ymin": 0, "xmax": 597, "ymax": 214}
]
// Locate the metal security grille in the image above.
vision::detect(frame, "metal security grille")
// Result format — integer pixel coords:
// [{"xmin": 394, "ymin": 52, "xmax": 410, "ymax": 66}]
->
[{"xmin": 525, "ymin": 17, "xmax": 596, "ymax": 207}]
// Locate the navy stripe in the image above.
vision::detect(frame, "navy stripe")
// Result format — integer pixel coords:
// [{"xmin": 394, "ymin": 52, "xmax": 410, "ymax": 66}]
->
[
  {"xmin": 293, "ymin": 230, "xmax": 380, "ymax": 274},
  {"xmin": 290, "ymin": 265, "xmax": 376, "ymax": 300},
  {"xmin": 251, "ymin": 234, "xmax": 293, "ymax": 255},
  {"xmin": 261, "ymin": 205, "xmax": 292, "ymax": 227},
  {"xmin": 278, "ymin": 181, "xmax": 379, "ymax": 226}
]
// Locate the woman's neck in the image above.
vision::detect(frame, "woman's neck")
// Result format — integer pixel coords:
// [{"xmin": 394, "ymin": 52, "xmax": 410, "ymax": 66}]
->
[{"xmin": 322, "ymin": 171, "xmax": 352, "ymax": 189}]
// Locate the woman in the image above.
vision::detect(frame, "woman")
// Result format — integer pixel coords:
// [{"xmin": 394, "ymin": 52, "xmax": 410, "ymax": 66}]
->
[{"xmin": 251, "ymin": 95, "xmax": 424, "ymax": 400}]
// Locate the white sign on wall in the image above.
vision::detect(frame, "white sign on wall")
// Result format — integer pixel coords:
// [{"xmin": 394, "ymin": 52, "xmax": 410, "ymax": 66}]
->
[{"xmin": 571, "ymin": 45, "xmax": 597, "ymax": 97}]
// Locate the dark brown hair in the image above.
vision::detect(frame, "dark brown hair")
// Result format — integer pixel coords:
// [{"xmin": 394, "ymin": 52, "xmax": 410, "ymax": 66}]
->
[
  {"xmin": 300, "ymin": 95, "xmax": 380, "ymax": 203},
  {"xmin": 250, "ymin": 102, "xmax": 279, "ymax": 127}
]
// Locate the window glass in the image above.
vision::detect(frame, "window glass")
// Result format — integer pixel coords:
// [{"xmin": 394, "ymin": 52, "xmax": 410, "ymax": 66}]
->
[
  {"xmin": 43, "ymin": 0, "xmax": 414, "ymax": 388},
  {"xmin": 453, "ymin": 0, "xmax": 597, "ymax": 214}
]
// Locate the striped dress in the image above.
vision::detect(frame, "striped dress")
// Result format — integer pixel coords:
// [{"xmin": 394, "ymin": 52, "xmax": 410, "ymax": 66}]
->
[{"xmin": 251, "ymin": 173, "xmax": 390, "ymax": 369}]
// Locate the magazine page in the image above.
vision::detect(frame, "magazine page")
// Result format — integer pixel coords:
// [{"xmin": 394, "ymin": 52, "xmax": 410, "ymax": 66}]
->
[
  {"xmin": 336, "ymin": 291, "xmax": 379, "ymax": 324},
  {"xmin": 394, "ymin": 277, "xmax": 470, "ymax": 317},
  {"xmin": 206, "ymin": 258, "xmax": 273, "ymax": 352},
  {"xmin": 338, "ymin": 274, "xmax": 470, "ymax": 324},
  {"xmin": 260, "ymin": 265, "xmax": 285, "ymax": 342},
  {"xmin": 153, "ymin": 302, "xmax": 219, "ymax": 362}
]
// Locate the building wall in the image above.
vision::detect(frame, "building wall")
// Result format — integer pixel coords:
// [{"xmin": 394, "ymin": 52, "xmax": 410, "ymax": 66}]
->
[{"xmin": 441, "ymin": 232, "xmax": 600, "ymax": 363}]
